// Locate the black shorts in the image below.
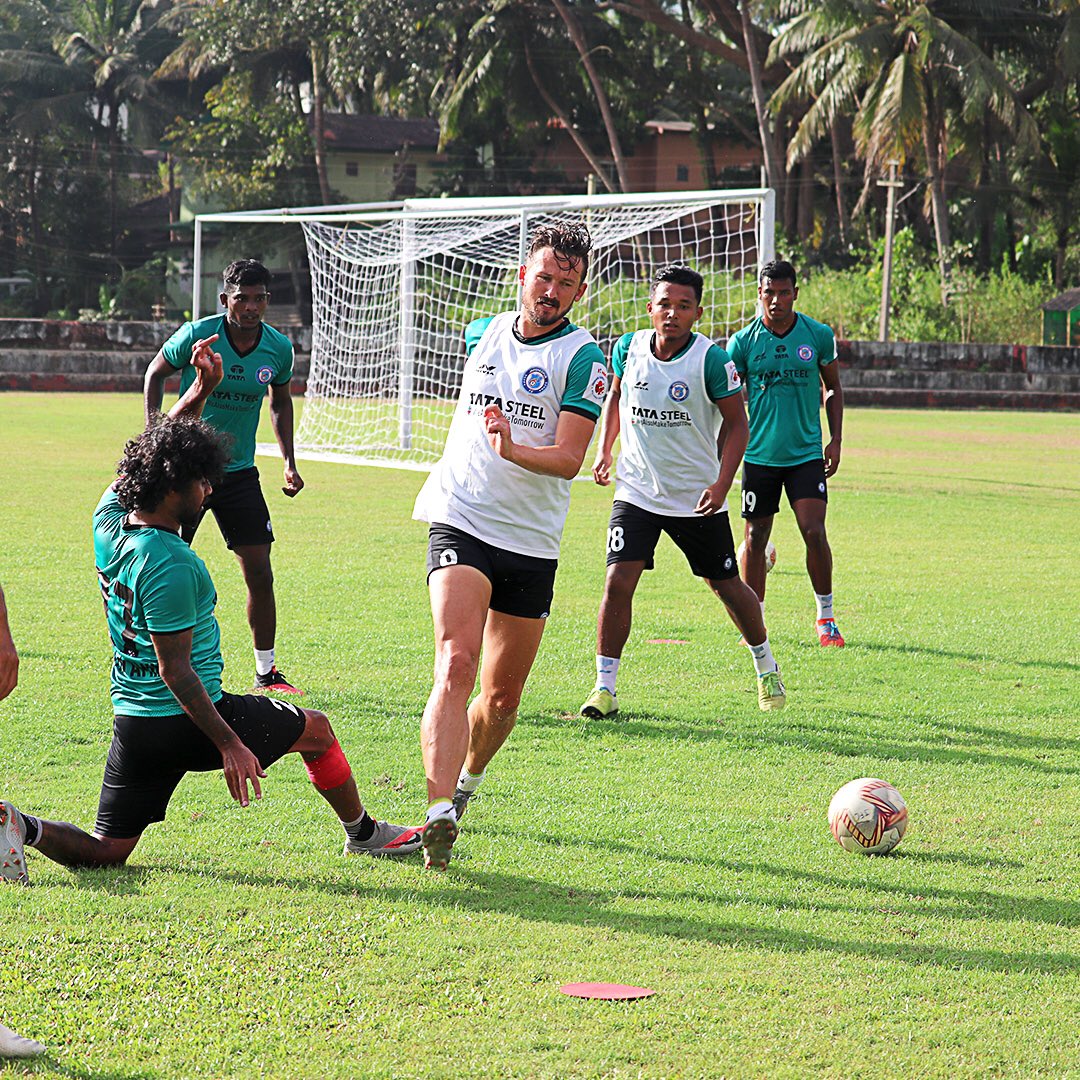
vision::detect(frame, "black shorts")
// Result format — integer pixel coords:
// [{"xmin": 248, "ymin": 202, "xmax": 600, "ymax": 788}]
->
[
  {"xmin": 606, "ymin": 500, "xmax": 739, "ymax": 581},
  {"xmin": 95, "ymin": 691, "xmax": 307, "ymax": 838},
  {"xmin": 740, "ymin": 459, "xmax": 827, "ymax": 519},
  {"xmin": 426, "ymin": 524, "xmax": 557, "ymax": 620},
  {"xmin": 182, "ymin": 466, "xmax": 274, "ymax": 548}
]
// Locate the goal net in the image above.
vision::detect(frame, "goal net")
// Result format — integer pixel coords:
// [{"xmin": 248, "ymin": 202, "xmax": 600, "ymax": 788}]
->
[{"xmin": 214, "ymin": 190, "xmax": 774, "ymax": 469}]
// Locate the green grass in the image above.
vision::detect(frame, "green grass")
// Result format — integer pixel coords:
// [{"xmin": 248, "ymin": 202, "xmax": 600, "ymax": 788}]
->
[{"xmin": 1, "ymin": 394, "xmax": 1078, "ymax": 1079}]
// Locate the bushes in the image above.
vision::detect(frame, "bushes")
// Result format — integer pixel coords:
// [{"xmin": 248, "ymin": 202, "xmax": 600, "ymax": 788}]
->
[{"xmin": 794, "ymin": 230, "xmax": 1045, "ymax": 344}]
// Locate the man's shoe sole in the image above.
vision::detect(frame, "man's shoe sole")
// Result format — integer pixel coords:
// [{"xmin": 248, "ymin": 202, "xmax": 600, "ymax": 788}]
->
[{"xmin": 422, "ymin": 817, "xmax": 458, "ymax": 871}]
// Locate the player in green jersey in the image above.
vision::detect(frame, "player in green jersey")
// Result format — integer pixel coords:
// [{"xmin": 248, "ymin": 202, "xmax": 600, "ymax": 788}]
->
[
  {"xmin": 1, "ymin": 349, "xmax": 422, "ymax": 882},
  {"xmin": 144, "ymin": 259, "xmax": 303, "ymax": 694},
  {"xmin": 726, "ymin": 260, "xmax": 845, "ymax": 647}
]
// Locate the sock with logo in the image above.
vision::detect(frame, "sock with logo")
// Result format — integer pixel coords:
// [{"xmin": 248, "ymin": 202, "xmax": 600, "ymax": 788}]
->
[
  {"xmin": 457, "ymin": 767, "xmax": 485, "ymax": 795},
  {"xmin": 595, "ymin": 655, "xmax": 620, "ymax": 694},
  {"xmin": 426, "ymin": 799, "xmax": 454, "ymax": 823},
  {"xmin": 815, "ymin": 593, "xmax": 834, "ymax": 621},
  {"xmin": 748, "ymin": 638, "xmax": 778, "ymax": 677},
  {"xmin": 255, "ymin": 648, "xmax": 275, "ymax": 677},
  {"xmin": 341, "ymin": 812, "xmax": 376, "ymax": 843}
]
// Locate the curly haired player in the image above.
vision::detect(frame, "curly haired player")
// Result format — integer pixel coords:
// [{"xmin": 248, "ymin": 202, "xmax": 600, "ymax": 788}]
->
[{"xmin": 2, "ymin": 345, "xmax": 420, "ymax": 883}]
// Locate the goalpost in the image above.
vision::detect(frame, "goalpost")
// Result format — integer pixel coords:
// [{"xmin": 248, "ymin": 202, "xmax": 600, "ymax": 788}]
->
[{"xmin": 193, "ymin": 189, "xmax": 775, "ymax": 470}]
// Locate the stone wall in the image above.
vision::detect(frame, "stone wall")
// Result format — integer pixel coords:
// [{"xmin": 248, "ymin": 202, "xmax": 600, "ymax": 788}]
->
[
  {"xmin": 1, "ymin": 319, "xmax": 1078, "ymax": 409},
  {"xmin": 0, "ymin": 319, "xmax": 310, "ymax": 393}
]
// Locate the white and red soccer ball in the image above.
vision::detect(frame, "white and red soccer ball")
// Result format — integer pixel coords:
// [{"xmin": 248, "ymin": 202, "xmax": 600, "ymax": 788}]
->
[
  {"xmin": 736, "ymin": 539, "xmax": 776, "ymax": 573},
  {"xmin": 828, "ymin": 778, "xmax": 909, "ymax": 855}
]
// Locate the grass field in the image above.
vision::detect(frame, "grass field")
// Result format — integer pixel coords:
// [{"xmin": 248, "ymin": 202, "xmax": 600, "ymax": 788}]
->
[{"xmin": 1, "ymin": 394, "xmax": 1077, "ymax": 1079}]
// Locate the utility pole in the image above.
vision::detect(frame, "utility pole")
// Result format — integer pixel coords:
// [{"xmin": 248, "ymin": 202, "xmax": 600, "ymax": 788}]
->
[{"xmin": 878, "ymin": 161, "xmax": 903, "ymax": 342}]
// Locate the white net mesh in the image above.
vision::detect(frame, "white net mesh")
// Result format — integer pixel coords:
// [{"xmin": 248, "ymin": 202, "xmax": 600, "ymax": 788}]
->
[{"xmin": 295, "ymin": 191, "xmax": 773, "ymax": 468}]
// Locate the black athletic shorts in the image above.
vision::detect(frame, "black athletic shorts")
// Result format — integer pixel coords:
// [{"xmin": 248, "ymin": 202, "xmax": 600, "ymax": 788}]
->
[
  {"xmin": 740, "ymin": 459, "xmax": 828, "ymax": 519},
  {"xmin": 95, "ymin": 691, "xmax": 307, "ymax": 838},
  {"xmin": 426, "ymin": 523, "xmax": 557, "ymax": 620},
  {"xmin": 606, "ymin": 500, "xmax": 738, "ymax": 581},
  {"xmin": 182, "ymin": 466, "xmax": 274, "ymax": 548}
]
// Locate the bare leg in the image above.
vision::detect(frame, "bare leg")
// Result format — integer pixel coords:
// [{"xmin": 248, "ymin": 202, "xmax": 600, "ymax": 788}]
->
[
  {"xmin": 32, "ymin": 821, "xmax": 139, "ymax": 869},
  {"xmin": 791, "ymin": 498, "xmax": 832, "ymax": 595},
  {"xmin": 463, "ymin": 609, "xmax": 546, "ymax": 777},
  {"xmin": 741, "ymin": 516, "xmax": 775, "ymax": 602},
  {"xmin": 233, "ymin": 544, "xmax": 275, "ymax": 651},
  {"xmin": 708, "ymin": 575, "xmax": 767, "ymax": 646},
  {"xmin": 421, "ymin": 565, "xmax": 491, "ymax": 803},
  {"xmin": 595, "ymin": 561, "xmax": 646, "ymax": 658}
]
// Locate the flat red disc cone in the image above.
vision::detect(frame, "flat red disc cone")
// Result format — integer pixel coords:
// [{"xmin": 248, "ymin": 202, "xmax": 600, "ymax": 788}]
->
[{"xmin": 559, "ymin": 983, "xmax": 655, "ymax": 1000}]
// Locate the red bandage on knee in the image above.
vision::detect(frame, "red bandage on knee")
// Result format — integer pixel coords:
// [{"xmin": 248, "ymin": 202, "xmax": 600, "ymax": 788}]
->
[{"xmin": 304, "ymin": 739, "xmax": 352, "ymax": 790}]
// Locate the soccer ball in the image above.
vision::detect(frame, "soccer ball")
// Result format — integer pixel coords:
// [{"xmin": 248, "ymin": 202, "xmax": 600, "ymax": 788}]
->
[
  {"xmin": 736, "ymin": 539, "xmax": 776, "ymax": 573},
  {"xmin": 828, "ymin": 778, "xmax": 909, "ymax": 855}
]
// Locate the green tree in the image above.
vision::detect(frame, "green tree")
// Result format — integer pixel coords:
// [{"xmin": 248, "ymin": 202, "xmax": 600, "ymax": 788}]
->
[
  {"xmin": 768, "ymin": 0, "xmax": 1038, "ymax": 298},
  {"xmin": 56, "ymin": 0, "xmax": 187, "ymax": 255}
]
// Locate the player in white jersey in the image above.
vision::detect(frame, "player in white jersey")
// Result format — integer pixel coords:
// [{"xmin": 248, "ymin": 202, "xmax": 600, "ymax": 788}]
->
[
  {"xmin": 412, "ymin": 223, "xmax": 608, "ymax": 869},
  {"xmin": 580, "ymin": 265, "xmax": 786, "ymax": 719}
]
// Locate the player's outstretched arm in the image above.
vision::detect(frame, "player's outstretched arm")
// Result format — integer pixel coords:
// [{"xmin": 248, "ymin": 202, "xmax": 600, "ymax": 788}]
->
[
  {"xmin": 821, "ymin": 362, "xmax": 844, "ymax": 478},
  {"xmin": 696, "ymin": 393, "xmax": 749, "ymax": 516},
  {"xmin": 484, "ymin": 405, "xmax": 596, "ymax": 480},
  {"xmin": 143, "ymin": 349, "xmax": 174, "ymax": 425},
  {"xmin": 269, "ymin": 382, "xmax": 304, "ymax": 497},
  {"xmin": 591, "ymin": 376, "xmax": 622, "ymax": 485},
  {"xmin": 0, "ymin": 585, "xmax": 18, "ymax": 701},
  {"xmin": 150, "ymin": 628, "xmax": 266, "ymax": 806}
]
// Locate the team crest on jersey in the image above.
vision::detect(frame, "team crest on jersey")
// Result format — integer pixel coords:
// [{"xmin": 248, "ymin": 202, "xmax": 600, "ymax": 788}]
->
[
  {"xmin": 797, "ymin": 345, "xmax": 815, "ymax": 362},
  {"xmin": 521, "ymin": 367, "xmax": 549, "ymax": 394},
  {"xmin": 256, "ymin": 366, "xmax": 274, "ymax": 384},
  {"xmin": 668, "ymin": 381, "xmax": 690, "ymax": 403},
  {"xmin": 583, "ymin": 362, "xmax": 609, "ymax": 406}
]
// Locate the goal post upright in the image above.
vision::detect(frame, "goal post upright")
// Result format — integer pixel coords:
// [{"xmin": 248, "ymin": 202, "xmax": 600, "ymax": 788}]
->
[{"xmin": 398, "ymin": 214, "xmax": 417, "ymax": 451}]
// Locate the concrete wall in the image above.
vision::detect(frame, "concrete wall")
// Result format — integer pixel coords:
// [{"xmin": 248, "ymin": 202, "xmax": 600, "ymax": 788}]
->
[
  {"xmin": 1, "ymin": 320, "xmax": 1077, "ymax": 409},
  {"xmin": 0, "ymin": 319, "xmax": 310, "ymax": 394}
]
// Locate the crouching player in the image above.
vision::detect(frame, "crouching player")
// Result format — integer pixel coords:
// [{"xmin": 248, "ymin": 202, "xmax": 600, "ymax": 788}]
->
[{"xmin": 1, "ymin": 348, "xmax": 419, "ymax": 883}]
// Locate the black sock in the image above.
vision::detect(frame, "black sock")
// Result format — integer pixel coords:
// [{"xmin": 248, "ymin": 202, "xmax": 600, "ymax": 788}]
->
[
  {"xmin": 343, "ymin": 812, "xmax": 375, "ymax": 842},
  {"xmin": 21, "ymin": 812, "xmax": 41, "ymax": 846}
]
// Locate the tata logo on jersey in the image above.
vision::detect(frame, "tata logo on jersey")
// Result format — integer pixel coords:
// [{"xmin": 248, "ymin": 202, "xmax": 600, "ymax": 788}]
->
[
  {"xmin": 668, "ymin": 381, "xmax": 690, "ymax": 403},
  {"xmin": 256, "ymin": 366, "xmax": 274, "ymax": 385},
  {"xmin": 797, "ymin": 345, "xmax": 815, "ymax": 363},
  {"xmin": 521, "ymin": 367, "xmax": 549, "ymax": 394}
]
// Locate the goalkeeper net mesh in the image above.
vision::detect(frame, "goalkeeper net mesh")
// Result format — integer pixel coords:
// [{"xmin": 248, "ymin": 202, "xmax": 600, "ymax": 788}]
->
[{"xmin": 295, "ymin": 191, "xmax": 773, "ymax": 469}]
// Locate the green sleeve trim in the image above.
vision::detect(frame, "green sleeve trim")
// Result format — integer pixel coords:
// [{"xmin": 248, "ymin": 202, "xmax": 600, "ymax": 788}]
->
[
  {"xmin": 611, "ymin": 333, "xmax": 633, "ymax": 379},
  {"xmin": 464, "ymin": 316, "xmax": 496, "ymax": 357},
  {"xmin": 704, "ymin": 343, "xmax": 739, "ymax": 399},
  {"xmin": 561, "ymin": 341, "xmax": 607, "ymax": 420}
]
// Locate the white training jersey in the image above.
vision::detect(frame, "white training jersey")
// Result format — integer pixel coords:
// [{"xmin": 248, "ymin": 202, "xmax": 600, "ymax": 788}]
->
[
  {"xmin": 413, "ymin": 311, "xmax": 606, "ymax": 559},
  {"xmin": 614, "ymin": 329, "xmax": 742, "ymax": 516}
]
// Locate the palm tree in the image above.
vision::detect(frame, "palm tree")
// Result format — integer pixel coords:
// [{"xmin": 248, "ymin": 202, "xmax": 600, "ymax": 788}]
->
[
  {"xmin": 768, "ymin": 0, "xmax": 1037, "ymax": 297},
  {"xmin": 56, "ymin": 0, "xmax": 187, "ymax": 254}
]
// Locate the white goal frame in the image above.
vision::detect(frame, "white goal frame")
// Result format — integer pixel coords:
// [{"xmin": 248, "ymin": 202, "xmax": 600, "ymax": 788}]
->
[{"xmin": 192, "ymin": 189, "xmax": 775, "ymax": 470}]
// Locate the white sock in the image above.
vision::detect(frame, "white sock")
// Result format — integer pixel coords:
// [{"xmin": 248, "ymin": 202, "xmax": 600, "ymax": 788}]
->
[
  {"xmin": 255, "ymin": 648, "xmax": 275, "ymax": 676},
  {"xmin": 815, "ymin": 594, "xmax": 834, "ymax": 621},
  {"xmin": 426, "ymin": 799, "xmax": 454, "ymax": 823},
  {"xmin": 456, "ymin": 767, "xmax": 485, "ymax": 794},
  {"xmin": 0, "ymin": 1023, "xmax": 45, "ymax": 1058},
  {"xmin": 596, "ymin": 655, "xmax": 620, "ymax": 693},
  {"xmin": 748, "ymin": 637, "xmax": 777, "ymax": 677}
]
